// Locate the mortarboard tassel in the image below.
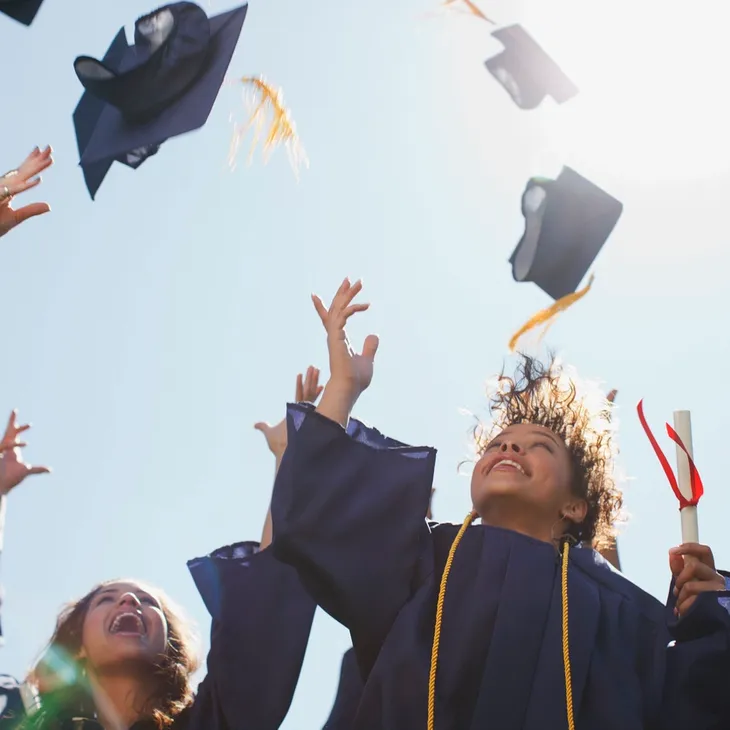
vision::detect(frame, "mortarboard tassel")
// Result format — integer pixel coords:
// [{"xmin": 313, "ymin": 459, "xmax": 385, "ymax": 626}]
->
[
  {"xmin": 229, "ymin": 76, "xmax": 308, "ymax": 178},
  {"xmin": 508, "ymin": 274, "xmax": 594, "ymax": 352},
  {"xmin": 441, "ymin": 0, "xmax": 496, "ymax": 23}
]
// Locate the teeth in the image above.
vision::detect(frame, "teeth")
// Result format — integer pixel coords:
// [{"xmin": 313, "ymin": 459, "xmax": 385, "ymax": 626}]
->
[
  {"xmin": 110, "ymin": 612, "xmax": 145, "ymax": 634},
  {"xmin": 494, "ymin": 459, "xmax": 525, "ymax": 474}
]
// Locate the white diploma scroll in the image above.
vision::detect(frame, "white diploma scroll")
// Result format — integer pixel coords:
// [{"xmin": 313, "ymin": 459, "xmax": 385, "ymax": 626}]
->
[{"xmin": 672, "ymin": 410, "xmax": 699, "ymax": 543}]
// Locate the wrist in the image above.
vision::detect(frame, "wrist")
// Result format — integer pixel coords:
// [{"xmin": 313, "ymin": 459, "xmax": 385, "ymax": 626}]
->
[
  {"xmin": 322, "ymin": 378, "xmax": 360, "ymax": 405},
  {"xmin": 317, "ymin": 380, "xmax": 360, "ymax": 428}
]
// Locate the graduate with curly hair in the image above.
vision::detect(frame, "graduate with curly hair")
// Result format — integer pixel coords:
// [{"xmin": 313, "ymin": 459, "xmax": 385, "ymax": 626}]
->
[{"xmin": 271, "ymin": 278, "xmax": 730, "ymax": 730}]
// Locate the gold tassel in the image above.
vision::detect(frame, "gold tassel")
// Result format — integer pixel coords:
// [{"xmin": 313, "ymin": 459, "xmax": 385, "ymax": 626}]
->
[
  {"xmin": 441, "ymin": 0, "xmax": 496, "ymax": 23},
  {"xmin": 508, "ymin": 275, "xmax": 595, "ymax": 352},
  {"xmin": 229, "ymin": 76, "xmax": 308, "ymax": 178}
]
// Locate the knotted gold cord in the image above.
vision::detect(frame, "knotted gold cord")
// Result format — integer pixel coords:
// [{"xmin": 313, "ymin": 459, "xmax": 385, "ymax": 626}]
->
[
  {"xmin": 427, "ymin": 519, "xmax": 576, "ymax": 730},
  {"xmin": 508, "ymin": 275, "xmax": 595, "ymax": 353}
]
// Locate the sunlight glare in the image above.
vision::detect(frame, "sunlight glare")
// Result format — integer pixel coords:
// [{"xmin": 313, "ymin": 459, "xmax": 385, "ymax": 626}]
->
[{"xmin": 525, "ymin": 0, "xmax": 730, "ymax": 183}]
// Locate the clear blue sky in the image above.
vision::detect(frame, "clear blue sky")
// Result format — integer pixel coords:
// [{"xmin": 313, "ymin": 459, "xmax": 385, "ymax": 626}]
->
[{"xmin": 1, "ymin": 0, "xmax": 729, "ymax": 726}]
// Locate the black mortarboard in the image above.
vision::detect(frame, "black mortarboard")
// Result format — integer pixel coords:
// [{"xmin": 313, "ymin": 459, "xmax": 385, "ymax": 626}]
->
[
  {"xmin": 509, "ymin": 167, "xmax": 623, "ymax": 301},
  {"xmin": 485, "ymin": 24, "xmax": 578, "ymax": 110},
  {"xmin": 72, "ymin": 1, "xmax": 247, "ymax": 200},
  {"xmin": 0, "ymin": 0, "xmax": 44, "ymax": 25}
]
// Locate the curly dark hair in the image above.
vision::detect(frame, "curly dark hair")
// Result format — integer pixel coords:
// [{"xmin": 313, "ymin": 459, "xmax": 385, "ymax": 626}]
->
[
  {"xmin": 24, "ymin": 579, "xmax": 200, "ymax": 730},
  {"xmin": 473, "ymin": 353, "xmax": 622, "ymax": 548}
]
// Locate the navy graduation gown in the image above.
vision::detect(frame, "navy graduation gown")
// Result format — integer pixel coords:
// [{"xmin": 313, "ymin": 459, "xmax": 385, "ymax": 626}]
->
[
  {"xmin": 322, "ymin": 648, "xmax": 362, "ymax": 729},
  {"xmin": 186, "ymin": 540, "xmax": 317, "ymax": 729},
  {"xmin": 271, "ymin": 403, "xmax": 730, "ymax": 730}
]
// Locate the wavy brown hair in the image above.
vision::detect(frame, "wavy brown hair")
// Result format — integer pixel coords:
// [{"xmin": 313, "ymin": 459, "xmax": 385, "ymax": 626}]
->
[
  {"xmin": 473, "ymin": 354, "xmax": 622, "ymax": 548},
  {"xmin": 25, "ymin": 579, "xmax": 200, "ymax": 730}
]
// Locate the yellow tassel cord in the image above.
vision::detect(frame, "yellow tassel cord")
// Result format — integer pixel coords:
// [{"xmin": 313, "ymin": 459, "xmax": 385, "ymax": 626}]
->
[
  {"xmin": 428, "ymin": 510, "xmax": 476, "ymax": 730},
  {"xmin": 508, "ymin": 275, "xmax": 595, "ymax": 353},
  {"xmin": 229, "ymin": 76, "xmax": 308, "ymax": 178},
  {"xmin": 428, "ymin": 517, "xmax": 576, "ymax": 730},
  {"xmin": 441, "ymin": 0, "xmax": 496, "ymax": 23}
]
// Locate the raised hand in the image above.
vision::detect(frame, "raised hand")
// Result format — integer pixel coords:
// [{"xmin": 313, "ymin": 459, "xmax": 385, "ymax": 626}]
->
[
  {"xmin": 0, "ymin": 410, "xmax": 51, "ymax": 495},
  {"xmin": 0, "ymin": 146, "xmax": 53, "ymax": 239},
  {"xmin": 255, "ymin": 366, "xmax": 324, "ymax": 461},
  {"xmin": 312, "ymin": 278, "xmax": 379, "ymax": 402}
]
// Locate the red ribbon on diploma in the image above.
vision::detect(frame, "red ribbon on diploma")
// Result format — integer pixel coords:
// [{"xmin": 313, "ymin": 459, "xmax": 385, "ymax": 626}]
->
[{"xmin": 636, "ymin": 400, "xmax": 704, "ymax": 509}]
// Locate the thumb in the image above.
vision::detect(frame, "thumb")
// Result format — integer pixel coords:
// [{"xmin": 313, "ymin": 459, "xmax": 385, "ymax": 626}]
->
[
  {"xmin": 362, "ymin": 334, "xmax": 379, "ymax": 361},
  {"xmin": 28, "ymin": 466, "xmax": 51, "ymax": 476},
  {"xmin": 253, "ymin": 422, "xmax": 272, "ymax": 436},
  {"xmin": 13, "ymin": 203, "xmax": 50, "ymax": 226}
]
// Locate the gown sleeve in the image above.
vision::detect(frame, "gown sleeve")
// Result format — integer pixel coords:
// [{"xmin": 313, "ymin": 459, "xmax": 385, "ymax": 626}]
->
[
  {"xmin": 659, "ymin": 581, "xmax": 730, "ymax": 730},
  {"xmin": 271, "ymin": 402, "xmax": 436, "ymax": 674},
  {"xmin": 186, "ymin": 540, "xmax": 317, "ymax": 730},
  {"xmin": 321, "ymin": 648, "xmax": 362, "ymax": 729}
]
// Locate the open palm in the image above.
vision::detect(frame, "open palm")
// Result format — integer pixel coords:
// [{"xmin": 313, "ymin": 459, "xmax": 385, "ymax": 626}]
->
[
  {"xmin": 0, "ymin": 410, "xmax": 50, "ymax": 495},
  {"xmin": 312, "ymin": 278, "xmax": 379, "ymax": 398}
]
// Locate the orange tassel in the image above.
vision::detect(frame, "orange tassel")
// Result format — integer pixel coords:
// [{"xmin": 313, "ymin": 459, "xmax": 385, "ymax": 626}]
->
[
  {"xmin": 509, "ymin": 275, "xmax": 594, "ymax": 352},
  {"xmin": 229, "ymin": 76, "xmax": 308, "ymax": 178},
  {"xmin": 441, "ymin": 0, "xmax": 496, "ymax": 23}
]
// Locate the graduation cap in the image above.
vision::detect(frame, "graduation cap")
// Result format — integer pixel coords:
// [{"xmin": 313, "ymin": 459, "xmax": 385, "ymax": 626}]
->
[
  {"xmin": 507, "ymin": 167, "xmax": 623, "ymax": 350},
  {"xmin": 0, "ymin": 0, "xmax": 44, "ymax": 25},
  {"xmin": 72, "ymin": 1, "xmax": 247, "ymax": 200},
  {"xmin": 485, "ymin": 24, "xmax": 578, "ymax": 110}
]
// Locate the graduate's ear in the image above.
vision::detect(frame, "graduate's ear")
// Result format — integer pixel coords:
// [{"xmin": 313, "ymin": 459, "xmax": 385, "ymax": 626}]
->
[{"xmin": 561, "ymin": 499, "xmax": 588, "ymax": 526}]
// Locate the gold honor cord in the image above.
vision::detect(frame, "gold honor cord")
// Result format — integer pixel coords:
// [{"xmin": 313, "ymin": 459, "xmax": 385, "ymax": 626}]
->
[
  {"xmin": 428, "ymin": 514, "xmax": 575, "ymax": 730},
  {"xmin": 509, "ymin": 275, "xmax": 595, "ymax": 353}
]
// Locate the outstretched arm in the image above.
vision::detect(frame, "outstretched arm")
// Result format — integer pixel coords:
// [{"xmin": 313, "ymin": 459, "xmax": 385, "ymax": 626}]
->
[
  {"xmin": 0, "ymin": 410, "xmax": 50, "ymax": 644},
  {"xmin": 272, "ymin": 279, "xmax": 435, "ymax": 676},
  {"xmin": 255, "ymin": 366, "xmax": 324, "ymax": 550}
]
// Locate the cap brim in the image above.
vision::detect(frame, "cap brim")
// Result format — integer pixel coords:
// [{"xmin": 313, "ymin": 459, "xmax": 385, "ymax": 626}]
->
[
  {"xmin": 75, "ymin": 4, "xmax": 247, "ymax": 168},
  {"xmin": 72, "ymin": 28, "xmax": 129, "ymax": 200},
  {"xmin": 0, "ymin": 0, "xmax": 44, "ymax": 25}
]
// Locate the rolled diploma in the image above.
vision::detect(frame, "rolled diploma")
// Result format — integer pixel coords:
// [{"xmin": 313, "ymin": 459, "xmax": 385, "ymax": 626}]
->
[{"xmin": 673, "ymin": 410, "xmax": 699, "ymax": 543}]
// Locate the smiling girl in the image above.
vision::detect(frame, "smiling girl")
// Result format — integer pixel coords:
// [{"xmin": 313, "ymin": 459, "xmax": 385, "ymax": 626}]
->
[
  {"xmin": 270, "ymin": 277, "xmax": 730, "ymax": 730},
  {"xmin": 0, "ymin": 401, "xmax": 315, "ymax": 730}
]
